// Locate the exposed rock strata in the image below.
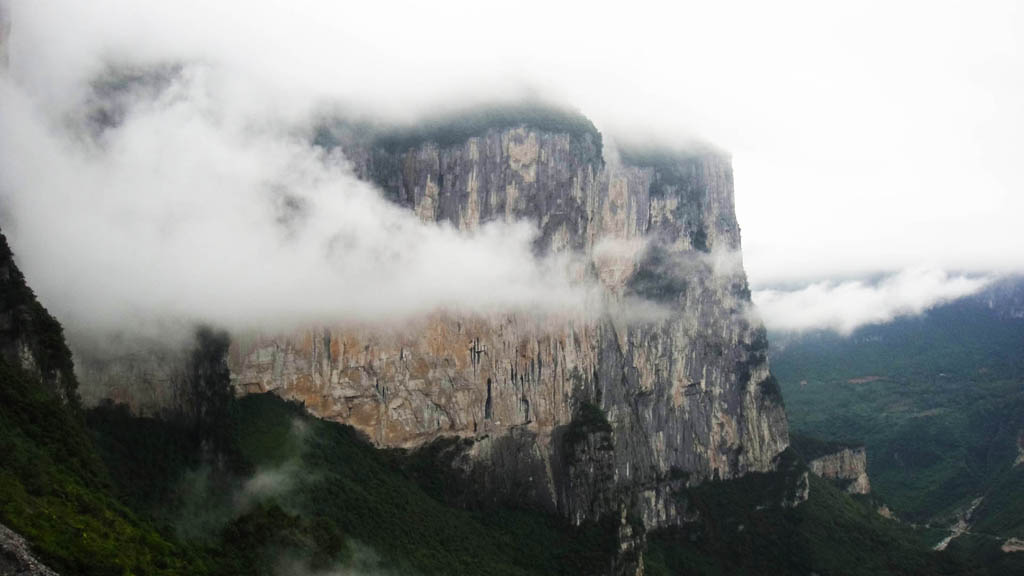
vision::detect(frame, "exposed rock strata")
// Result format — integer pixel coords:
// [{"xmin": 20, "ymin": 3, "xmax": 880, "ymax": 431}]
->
[
  {"xmin": 69, "ymin": 111, "xmax": 789, "ymax": 535},
  {"xmin": 0, "ymin": 523, "xmax": 59, "ymax": 576},
  {"xmin": 808, "ymin": 446, "xmax": 871, "ymax": 495},
  {"xmin": 226, "ymin": 120, "xmax": 790, "ymax": 527}
]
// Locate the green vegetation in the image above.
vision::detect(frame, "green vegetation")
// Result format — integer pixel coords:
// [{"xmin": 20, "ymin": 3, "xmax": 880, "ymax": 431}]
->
[
  {"xmin": 6, "ymin": 365, "xmax": 622, "ymax": 575},
  {"xmin": 0, "ymin": 232, "xmax": 78, "ymax": 400},
  {"xmin": 646, "ymin": 472, "xmax": 970, "ymax": 576},
  {"xmin": 0, "ymin": 237, "xmax": 620, "ymax": 576},
  {"xmin": 237, "ymin": 393, "xmax": 618, "ymax": 574},
  {"xmin": 0, "ymin": 360, "xmax": 206, "ymax": 575},
  {"xmin": 789, "ymin": 433, "xmax": 861, "ymax": 461},
  {"xmin": 944, "ymin": 533, "xmax": 1024, "ymax": 575},
  {"xmin": 562, "ymin": 401, "xmax": 613, "ymax": 451},
  {"xmin": 3, "ymin": 223, "xmax": 620, "ymax": 574},
  {"xmin": 3, "ymin": 223, "xmax": 1019, "ymax": 574},
  {"xmin": 773, "ymin": 289, "xmax": 1024, "ymax": 539},
  {"xmin": 777, "ymin": 351, "xmax": 1023, "ymax": 529},
  {"xmin": 971, "ymin": 467, "xmax": 1024, "ymax": 537},
  {"xmin": 89, "ymin": 392, "xmax": 622, "ymax": 575},
  {"xmin": 773, "ymin": 293, "xmax": 1024, "ymax": 383},
  {"xmin": 0, "ymin": 229, "xmax": 204, "ymax": 574},
  {"xmin": 317, "ymin": 102, "xmax": 603, "ymax": 155},
  {"xmin": 3, "ymin": 322, "xmax": 1012, "ymax": 576}
]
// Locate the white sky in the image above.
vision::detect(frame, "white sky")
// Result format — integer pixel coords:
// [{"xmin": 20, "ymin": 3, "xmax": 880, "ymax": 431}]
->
[{"xmin": 1, "ymin": 0, "xmax": 1022, "ymax": 333}]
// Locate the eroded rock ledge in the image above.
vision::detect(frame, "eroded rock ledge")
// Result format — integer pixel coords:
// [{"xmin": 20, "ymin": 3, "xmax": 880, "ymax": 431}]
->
[
  {"xmin": 807, "ymin": 446, "xmax": 871, "ymax": 495},
  {"xmin": 790, "ymin": 434, "xmax": 870, "ymax": 495}
]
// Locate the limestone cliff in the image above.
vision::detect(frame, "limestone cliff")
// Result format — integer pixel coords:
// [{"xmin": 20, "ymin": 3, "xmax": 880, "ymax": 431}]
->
[
  {"xmin": 226, "ymin": 108, "xmax": 790, "ymax": 529},
  {"xmin": 808, "ymin": 447, "xmax": 871, "ymax": 495}
]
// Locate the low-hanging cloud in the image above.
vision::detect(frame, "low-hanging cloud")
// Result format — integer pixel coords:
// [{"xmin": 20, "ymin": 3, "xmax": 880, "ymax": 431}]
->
[
  {"xmin": 0, "ymin": 57, "xmax": 593, "ymax": 337},
  {"xmin": 752, "ymin": 268, "xmax": 992, "ymax": 334},
  {"xmin": 3, "ymin": 0, "xmax": 1022, "ymax": 344}
]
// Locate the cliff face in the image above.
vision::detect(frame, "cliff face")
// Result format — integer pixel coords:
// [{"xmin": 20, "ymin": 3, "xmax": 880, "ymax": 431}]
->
[
  {"xmin": 0, "ymin": 523, "xmax": 60, "ymax": 576},
  {"xmin": 227, "ymin": 118, "xmax": 790, "ymax": 528},
  {"xmin": 808, "ymin": 447, "xmax": 871, "ymax": 495}
]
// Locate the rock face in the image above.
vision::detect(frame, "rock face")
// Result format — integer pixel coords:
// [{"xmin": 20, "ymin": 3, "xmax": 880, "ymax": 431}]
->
[
  {"xmin": 808, "ymin": 446, "xmax": 871, "ymax": 495},
  {"xmin": 0, "ymin": 523, "xmax": 60, "ymax": 576},
  {"xmin": 227, "ymin": 113, "xmax": 790, "ymax": 529}
]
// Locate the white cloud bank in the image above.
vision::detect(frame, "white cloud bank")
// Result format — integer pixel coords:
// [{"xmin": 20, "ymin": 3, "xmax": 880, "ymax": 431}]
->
[
  {"xmin": 0, "ymin": 62, "xmax": 590, "ymax": 335},
  {"xmin": 752, "ymin": 268, "xmax": 992, "ymax": 334},
  {"xmin": 1, "ymin": 0, "xmax": 1022, "ymax": 340}
]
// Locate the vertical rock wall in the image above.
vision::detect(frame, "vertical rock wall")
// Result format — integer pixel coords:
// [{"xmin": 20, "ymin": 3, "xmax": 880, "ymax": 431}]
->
[{"xmin": 228, "ymin": 123, "xmax": 790, "ymax": 527}]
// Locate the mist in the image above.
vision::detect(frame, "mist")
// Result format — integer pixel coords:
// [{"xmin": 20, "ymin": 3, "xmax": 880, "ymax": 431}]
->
[
  {"xmin": 752, "ymin": 268, "xmax": 992, "ymax": 334},
  {"xmin": 2, "ymin": 0, "xmax": 1023, "ymax": 338},
  {"xmin": 0, "ymin": 58, "xmax": 594, "ymax": 336}
]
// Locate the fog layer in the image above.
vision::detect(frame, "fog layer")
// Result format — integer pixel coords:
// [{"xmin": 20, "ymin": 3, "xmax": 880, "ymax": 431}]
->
[
  {"xmin": 2, "ymin": 0, "xmax": 1022, "ymax": 336},
  {"xmin": 0, "ymin": 59, "xmax": 594, "ymax": 334},
  {"xmin": 753, "ymin": 269, "xmax": 991, "ymax": 334}
]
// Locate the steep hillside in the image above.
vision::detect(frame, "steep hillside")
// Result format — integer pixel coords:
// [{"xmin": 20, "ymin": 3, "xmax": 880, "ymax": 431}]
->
[
  {"xmin": 0, "ymin": 232, "xmax": 77, "ymax": 402},
  {"xmin": 773, "ymin": 278, "xmax": 1024, "ymax": 548},
  {"xmin": 0, "ymin": 230, "xmax": 202, "ymax": 574}
]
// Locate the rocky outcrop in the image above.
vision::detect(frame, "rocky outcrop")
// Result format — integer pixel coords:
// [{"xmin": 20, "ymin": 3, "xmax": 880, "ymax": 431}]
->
[
  {"xmin": 224, "ymin": 111, "xmax": 790, "ymax": 528},
  {"xmin": 0, "ymin": 523, "xmax": 59, "ymax": 576},
  {"xmin": 808, "ymin": 446, "xmax": 871, "ymax": 495},
  {"xmin": 1002, "ymin": 537, "xmax": 1024, "ymax": 553},
  {"xmin": 784, "ymin": 470, "xmax": 812, "ymax": 507}
]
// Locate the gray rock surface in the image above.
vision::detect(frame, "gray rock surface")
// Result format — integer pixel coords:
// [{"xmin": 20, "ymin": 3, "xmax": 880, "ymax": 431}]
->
[
  {"xmin": 0, "ymin": 523, "xmax": 59, "ymax": 576},
  {"xmin": 808, "ymin": 446, "xmax": 871, "ymax": 495},
  {"xmin": 226, "ymin": 121, "xmax": 790, "ymax": 527},
  {"xmin": 72, "ymin": 113, "xmax": 790, "ymax": 531}
]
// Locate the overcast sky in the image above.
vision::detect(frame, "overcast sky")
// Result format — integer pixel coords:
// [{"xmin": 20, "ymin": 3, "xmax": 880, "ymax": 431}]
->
[{"xmin": 1, "ymin": 0, "xmax": 1021, "ymax": 333}]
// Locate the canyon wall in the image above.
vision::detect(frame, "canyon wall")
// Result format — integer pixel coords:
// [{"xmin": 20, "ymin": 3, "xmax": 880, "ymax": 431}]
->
[{"xmin": 225, "ymin": 117, "xmax": 790, "ymax": 528}]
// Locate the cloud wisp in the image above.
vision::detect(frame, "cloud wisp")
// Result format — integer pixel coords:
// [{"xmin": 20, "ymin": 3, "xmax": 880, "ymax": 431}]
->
[{"xmin": 752, "ymin": 268, "xmax": 992, "ymax": 334}]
